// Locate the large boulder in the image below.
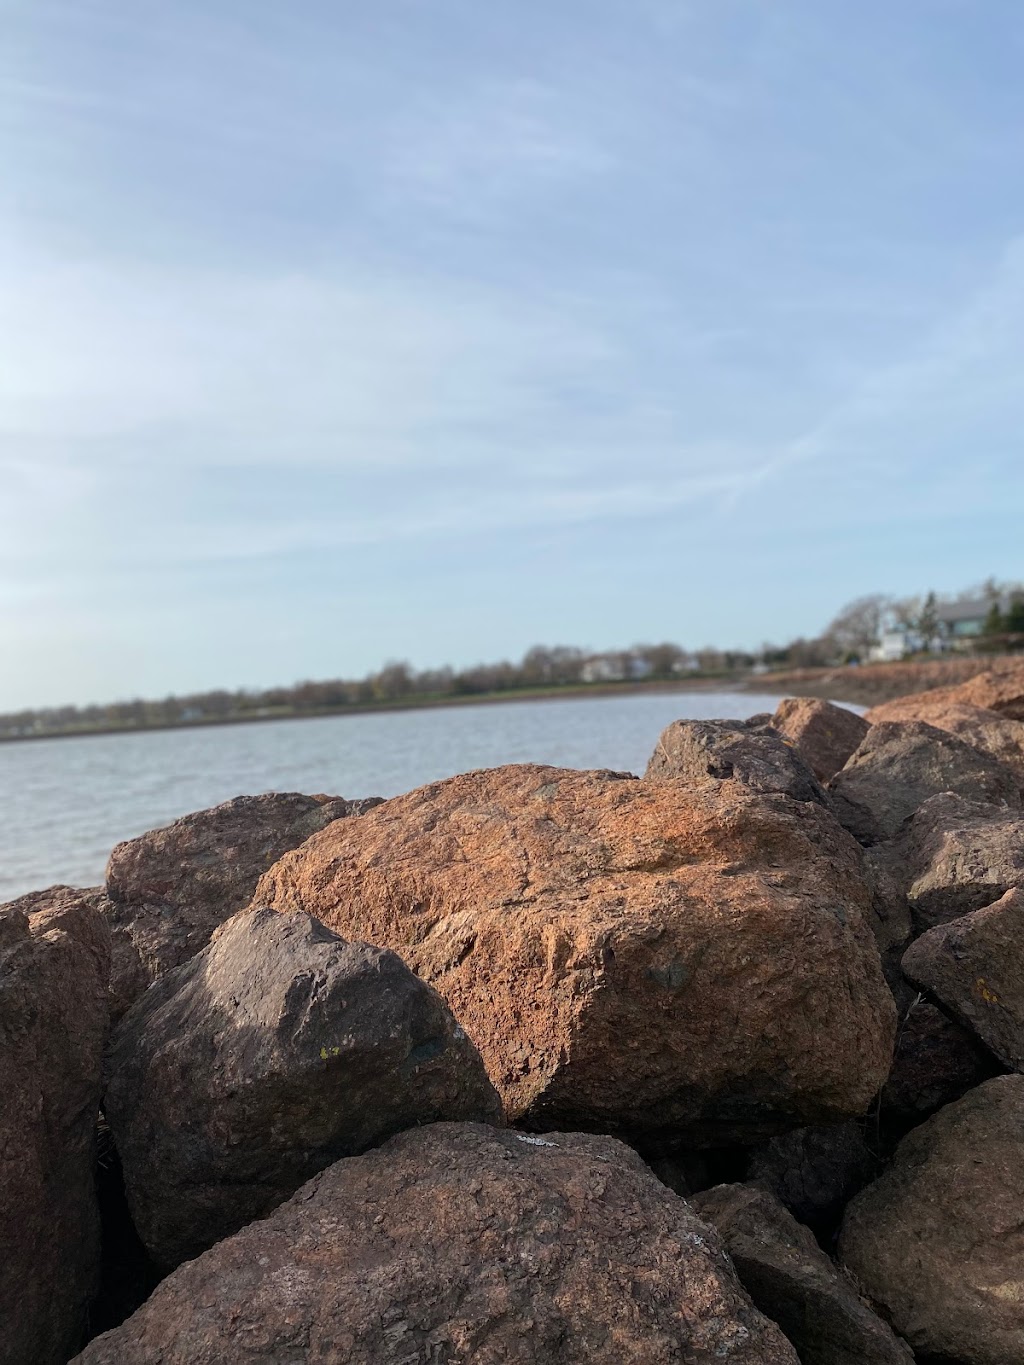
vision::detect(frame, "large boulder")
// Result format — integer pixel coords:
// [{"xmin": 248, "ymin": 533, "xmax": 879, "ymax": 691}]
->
[
  {"xmin": 865, "ymin": 697, "xmax": 1024, "ymax": 780},
  {"xmin": 0, "ymin": 888, "xmax": 110, "ymax": 1365},
  {"xmin": 840, "ymin": 1075, "xmax": 1024, "ymax": 1365},
  {"xmin": 645, "ymin": 717, "xmax": 829, "ymax": 804},
  {"xmin": 253, "ymin": 764, "xmax": 896, "ymax": 1144},
  {"xmin": 885, "ymin": 793, "xmax": 1024, "ymax": 934},
  {"xmin": 693, "ymin": 1183, "xmax": 913, "ymax": 1365},
  {"xmin": 827, "ymin": 720, "xmax": 1020, "ymax": 845},
  {"xmin": 770, "ymin": 697, "xmax": 870, "ymax": 783},
  {"xmin": 75, "ymin": 1123, "xmax": 799, "ymax": 1365},
  {"xmin": 902, "ymin": 888, "xmax": 1024, "ymax": 1070},
  {"xmin": 104, "ymin": 906, "xmax": 501, "ymax": 1269},
  {"xmin": 953, "ymin": 659, "xmax": 1024, "ymax": 720},
  {"xmin": 104, "ymin": 791, "xmax": 381, "ymax": 1018}
]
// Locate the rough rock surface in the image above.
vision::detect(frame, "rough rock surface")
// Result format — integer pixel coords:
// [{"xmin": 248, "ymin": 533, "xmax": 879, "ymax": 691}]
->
[
  {"xmin": 879, "ymin": 998, "xmax": 999, "ymax": 1127},
  {"xmin": 105, "ymin": 907, "xmax": 501, "ymax": 1269},
  {"xmin": 104, "ymin": 791, "xmax": 382, "ymax": 1018},
  {"xmin": 887, "ymin": 793, "xmax": 1024, "ymax": 934},
  {"xmin": 865, "ymin": 697, "xmax": 1024, "ymax": 780},
  {"xmin": 746, "ymin": 1122, "xmax": 875, "ymax": 1234},
  {"xmin": 0, "ymin": 889, "xmax": 110, "ymax": 1365},
  {"xmin": 75, "ymin": 1123, "xmax": 798, "ymax": 1365},
  {"xmin": 840, "ymin": 1075, "xmax": 1024, "ymax": 1365},
  {"xmin": 254, "ymin": 764, "xmax": 896, "ymax": 1143},
  {"xmin": 827, "ymin": 720, "xmax": 1020, "ymax": 845},
  {"xmin": 645, "ymin": 717, "xmax": 830, "ymax": 804},
  {"xmin": 902, "ymin": 888, "xmax": 1024, "ymax": 1070},
  {"xmin": 953, "ymin": 659, "xmax": 1024, "ymax": 720},
  {"xmin": 770, "ymin": 697, "xmax": 870, "ymax": 783},
  {"xmin": 694, "ymin": 1183, "xmax": 913, "ymax": 1365}
]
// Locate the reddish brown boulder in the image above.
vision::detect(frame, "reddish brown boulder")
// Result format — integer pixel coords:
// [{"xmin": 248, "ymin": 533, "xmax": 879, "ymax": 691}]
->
[
  {"xmin": 0, "ymin": 888, "xmax": 110, "ymax": 1365},
  {"xmin": 104, "ymin": 791, "xmax": 381, "ymax": 1018},
  {"xmin": 887, "ymin": 793, "xmax": 1024, "ymax": 934},
  {"xmin": 105, "ymin": 907, "xmax": 501, "ymax": 1269},
  {"xmin": 902, "ymin": 888, "xmax": 1024, "ymax": 1070},
  {"xmin": 865, "ymin": 696, "xmax": 1024, "ymax": 780},
  {"xmin": 693, "ymin": 1183, "xmax": 913, "ymax": 1365},
  {"xmin": 953, "ymin": 659, "xmax": 1024, "ymax": 720},
  {"xmin": 645, "ymin": 716, "xmax": 830, "ymax": 804},
  {"xmin": 771, "ymin": 697, "xmax": 870, "ymax": 783},
  {"xmin": 75, "ymin": 1123, "xmax": 798, "ymax": 1365},
  {"xmin": 840, "ymin": 1075, "xmax": 1024, "ymax": 1364},
  {"xmin": 827, "ymin": 720, "xmax": 1020, "ymax": 845},
  {"xmin": 254, "ymin": 765, "xmax": 896, "ymax": 1143}
]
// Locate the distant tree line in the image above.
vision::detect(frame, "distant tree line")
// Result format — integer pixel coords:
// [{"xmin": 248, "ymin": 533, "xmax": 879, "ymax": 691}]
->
[{"xmin": 3, "ymin": 577, "xmax": 1022, "ymax": 739}]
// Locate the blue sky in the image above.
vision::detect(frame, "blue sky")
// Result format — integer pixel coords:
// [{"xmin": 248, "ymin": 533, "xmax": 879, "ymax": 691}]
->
[{"xmin": 2, "ymin": 0, "xmax": 1023, "ymax": 709}]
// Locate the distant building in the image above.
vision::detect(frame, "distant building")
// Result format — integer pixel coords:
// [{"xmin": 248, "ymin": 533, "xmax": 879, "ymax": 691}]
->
[
  {"xmin": 935, "ymin": 596, "xmax": 1006, "ymax": 643},
  {"xmin": 580, "ymin": 654, "xmax": 656, "ymax": 683}
]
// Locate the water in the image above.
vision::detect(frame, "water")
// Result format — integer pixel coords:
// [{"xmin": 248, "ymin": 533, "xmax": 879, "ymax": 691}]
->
[{"xmin": 0, "ymin": 690, "xmax": 795, "ymax": 901}]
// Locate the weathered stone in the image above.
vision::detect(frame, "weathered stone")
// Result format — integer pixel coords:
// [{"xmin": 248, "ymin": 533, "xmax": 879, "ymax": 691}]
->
[
  {"xmin": 953, "ymin": 659, "xmax": 1024, "ymax": 720},
  {"xmin": 105, "ymin": 907, "xmax": 501, "ymax": 1269},
  {"xmin": 827, "ymin": 720, "xmax": 1020, "ymax": 846},
  {"xmin": 104, "ymin": 791, "xmax": 382, "ymax": 1018},
  {"xmin": 75, "ymin": 1123, "xmax": 798, "ymax": 1365},
  {"xmin": 866, "ymin": 697, "xmax": 1024, "ymax": 780},
  {"xmin": 746, "ymin": 1122, "xmax": 875, "ymax": 1234},
  {"xmin": 254, "ymin": 764, "xmax": 896, "ymax": 1143},
  {"xmin": 879, "ymin": 998, "xmax": 999, "ymax": 1127},
  {"xmin": 840, "ymin": 1075, "xmax": 1024, "ymax": 1365},
  {"xmin": 694, "ymin": 1183, "xmax": 913, "ymax": 1365},
  {"xmin": 0, "ymin": 888, "xmax": 110, "ymax": 1365},
  {"xmin": 771, "ymin": 697, "xmax": 870, "ymax": 783},
  {"xmin": 646, "ymin": 717, "xmax": 830, "ymax": 804},
  {"xmin": 902, "ymin": 888, "xmax": 1024, "ymax": 1070},
  {"xmin": 888, "ymin": 792, "xmax": 1024, "ymax": 934}
]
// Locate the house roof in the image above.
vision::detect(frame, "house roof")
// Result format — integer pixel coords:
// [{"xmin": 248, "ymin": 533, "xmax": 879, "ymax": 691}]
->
[{"xmin": 935, "ymin": 597, "xmax": 1003, "ymax": 624}]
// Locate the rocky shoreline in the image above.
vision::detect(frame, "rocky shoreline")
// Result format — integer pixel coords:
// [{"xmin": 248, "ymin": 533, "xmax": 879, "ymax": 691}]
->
[{"xmin": 4, "ymin": 662, "xmax": 1024, "ymax": 1363}]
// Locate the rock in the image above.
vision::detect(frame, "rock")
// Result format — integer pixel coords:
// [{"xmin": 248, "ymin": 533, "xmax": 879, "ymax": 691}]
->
[
  {"xmin": 75, "ymin": 1123, "xmax": 799, "ymax": 1365},
  {"xmin": 104, "ymin": 791, "xmax": 382, "ymax": 1019},
  {"xmin": 953, "ymin": 659, "xmax": 1024, "ymax": 720},
  {"xmin": 887, "ymin": 793, "xmax": 1024, "ymax": 934},
  {"xmin": 840, "ymin": 1075, "xmax": 1024, "ymax": 1365},
  {"xmin": 104, "ymin": 906, "xmax": 501, "ymax": 1269},
  {"xmin": 771, "ymin": 697, "xmax": 870, "ymax": 783},
  {"xmin": 693, "ymin": 1183, "xmax": 913, "ymax": 1365},
  {"xmin": 0, "ymin": 888, "xmax": 110, "ymax": 1365},
  {"xmin": 879, "ymin": 998, "xmax": 1000, "ymax": 1127},
  {"xmin": 902, "ymin": 888, "xmax": 1024, "ymax": 1070},
  {"xmin": 827, "ymin": 720, "xmax": 1020, "ymax": 845},
  {"xmin": 645, "ymin": 717, "xmax": 830, "ymax": 804},
  {"xmin": 253, "ymin": 764, "xmax": 896, "ymax": 1144},
  {"xmin": 866, "ymin": 697, "xmax": 1024, "ymax": 780},
  {"xmin": 746, "ymin": 1122, "xmax": 876, "ymax": 1235}
]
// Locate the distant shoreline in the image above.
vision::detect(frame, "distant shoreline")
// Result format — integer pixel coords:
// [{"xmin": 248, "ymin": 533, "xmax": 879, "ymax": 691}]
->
[{"xmin": 0, "ymin": 676, "xmax": 763, "ymax": 745}]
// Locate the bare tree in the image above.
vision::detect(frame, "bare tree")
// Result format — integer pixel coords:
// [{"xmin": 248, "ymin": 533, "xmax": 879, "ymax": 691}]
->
[{"xmin": 825, "ymin": 594, "xmax": 890, "ymax": 657}]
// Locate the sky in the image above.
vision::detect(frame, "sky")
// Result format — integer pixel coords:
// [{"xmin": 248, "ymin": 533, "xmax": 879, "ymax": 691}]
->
[{"xmin": 2, "ymin": 0, "xmax": 1023, "ymax": 710}]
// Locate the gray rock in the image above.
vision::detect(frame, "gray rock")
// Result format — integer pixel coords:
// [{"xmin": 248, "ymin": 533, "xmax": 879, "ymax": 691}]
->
[
  {"xmin": 693, "ymin": 1183, "xmax": 913, "ymax": 1365},
  {"xmin": 104, "ymin": 791, "xmax": 382, "ymax": 1018},
  {"xmin": 646, "ymin": 717, "xmax": 830, "ymax": 805},
  {"xmin": 104, "ymin": 906, "xmax": 502, "ymax": 1269},
  {"xmin": 902, "ymin": 887, "xmax": 1024, "ymax": 1070},
  {"xmin": 0, "ymin": 888, "xmax": 110, "ymax": 1365},
  {"xmin": 75, "ymin": 1124, "xmax": 798, "ymax": 1365},
  {"xmin": 827, "ymin": 720, "xmax": 1020, "ymax": 845},
  {"xmin": 891, "ymin": 792, "xmax": 1024, "ymax": 934},
  {"xmin": 879, "ymin": 998, "xmax": 999, "ymax": 1127},
  {"xmin": 841, "ymin": 1075, "xmax": 1024, "ymax": 1365}
]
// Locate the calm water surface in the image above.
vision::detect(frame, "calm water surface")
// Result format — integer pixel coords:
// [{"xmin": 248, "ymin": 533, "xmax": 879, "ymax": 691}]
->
[{"xmin": 0, "ymin": 691, "xmax": 795, "ymax": 901}]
